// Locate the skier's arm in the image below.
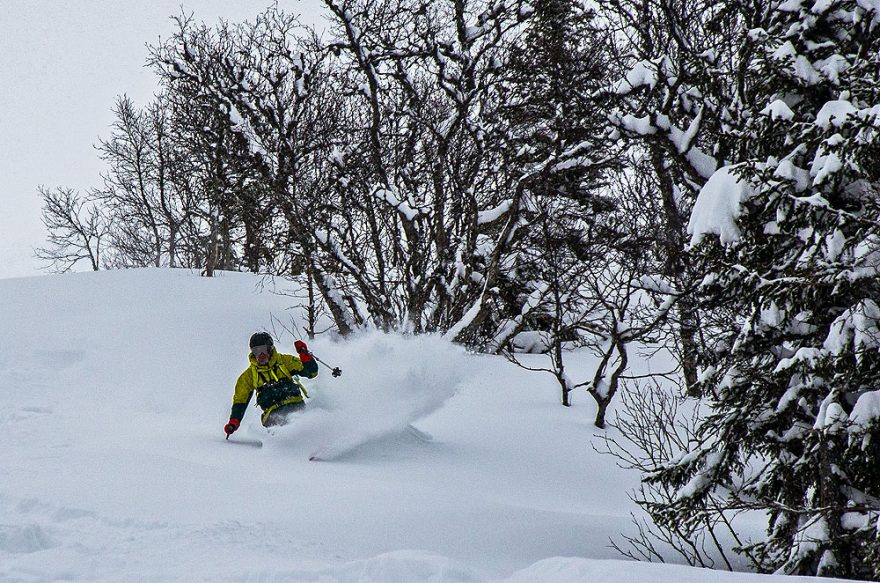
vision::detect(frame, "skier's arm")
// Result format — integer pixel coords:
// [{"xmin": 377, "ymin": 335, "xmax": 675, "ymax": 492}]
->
[
  {"xmin": 230, "ymin": 392, "xmax": 252, "ymax": 421},
  {"xmin": 281, "ymin": 352, "xmax": 318, "ymax": 379},
  {"xmin": 230, "ymin": 370, "xmax": 255, "ymax": 421}
]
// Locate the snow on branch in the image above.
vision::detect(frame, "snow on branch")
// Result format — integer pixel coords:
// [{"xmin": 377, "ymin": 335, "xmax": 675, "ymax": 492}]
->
[
  {"xmin": 815, "ymin": 99, "xmax": 857, "ymax": 129},
  {"xmin": 850, "ymin": 391, "xmax": 880, "ymax": 433},
  {"xmin": 653, "ymin": 112, "xmax": 717, "ymax": 179},
  {"xmin": 674, "ymin": 452, "xmax": 724, "ymax": 502},
  {"xmin": 372, "ymin": 186, "xmax": 421, "ymax": 221},
  {"xmin": 318, "ymin": 270, "xmax": 359, "ymax": 332},
  {"xmin": 687, "ymin": 165, "xmax": 756, "ymax": 246},
  {"xmin": 610, "ymin": 112, "xmax": 657, "ymax": 136},
  {"xmin": 823, "ymin": 299, "xmax": 880, "ymax": 363},
  {"xmin": 477, "ymin": 199, "xmax": 512, "ymax": 225},
  {"xmin": 443, "ymin": 300, "xmax": 482, "ymax": 342},
  {"xmin": 611, "ymin": 60, "xmax": 659, "ymax": 94},
  {"xmin": 761, "ymin": 99, "xmax": 795, "ymax": 121},
  {"xmin": 314, "ymin": 229, "xmax": 360, "ymax": 275},
  {"xmin": 484, "ymin": 283, "xmax": 551, "ymax": 353},
  {"xmin": 609, "ymin": 110, "xmax": 717, "ymax": 179}
]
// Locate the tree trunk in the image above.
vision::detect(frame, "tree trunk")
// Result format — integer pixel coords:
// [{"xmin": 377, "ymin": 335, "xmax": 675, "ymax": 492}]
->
[
  {"xmin": 594, "ymin": 398, "xmax": 609, "ymax": 429},
  {"xmin": 204, "ymin": 217, "xmax": 218, "ymax": 277},
  {"xmin": 679, "ymin": 296, "xmax": 700, "ymax": 396},
  {"xmin": 306, "ymin": 265, "xmax": 317, "ymax": 340},
  {"xmin": 651, "ymin": 145, "xmax": 700, "ymax": 396}
]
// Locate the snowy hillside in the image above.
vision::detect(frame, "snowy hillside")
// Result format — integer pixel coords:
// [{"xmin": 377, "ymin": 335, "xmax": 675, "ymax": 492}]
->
[{"xmin": 0, "ymin": 269, "xmax": 860, "ymax": 582}]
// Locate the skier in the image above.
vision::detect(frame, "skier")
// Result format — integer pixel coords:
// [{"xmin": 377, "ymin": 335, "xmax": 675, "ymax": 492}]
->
[{"xmin": 224, "ymin": 331, "xmax": 318, "ymax": 436}]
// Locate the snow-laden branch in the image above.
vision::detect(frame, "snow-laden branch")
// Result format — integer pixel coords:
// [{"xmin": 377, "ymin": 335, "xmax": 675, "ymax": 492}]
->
[{"xmin": 372, "ymin": 186, "xmax": 421, "ymax": 221}]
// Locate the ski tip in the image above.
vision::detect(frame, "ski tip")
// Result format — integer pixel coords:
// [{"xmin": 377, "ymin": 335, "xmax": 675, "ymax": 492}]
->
[{"xmin": 308, "ymin": 456, "xmax": 321, "ymax": 462}]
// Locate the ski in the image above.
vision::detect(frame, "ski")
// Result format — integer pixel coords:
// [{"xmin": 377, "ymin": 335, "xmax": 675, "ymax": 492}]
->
[
  {"xmin": 405, "ymin": 424, "xmax": 433, "ymax": 442},
  {"xmin": 225, "ymin": 437, "xmax": 263, "ymax": 448}
]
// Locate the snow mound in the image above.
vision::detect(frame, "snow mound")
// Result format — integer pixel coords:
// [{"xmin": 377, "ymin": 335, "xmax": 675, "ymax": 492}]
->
[
  {"xmin": 325, "ymin": 550, "xmax": 480, "ymax": 582},
  {"xmin": 0, "ymin": 523, "xmax": 56, "ymax": 554}
]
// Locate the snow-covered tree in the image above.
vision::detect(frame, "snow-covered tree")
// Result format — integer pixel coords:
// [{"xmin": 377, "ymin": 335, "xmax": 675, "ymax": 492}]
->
[
  {"xmin": 319, "ymin": 0, "xmax": 537, "ymax": 339},
  {"xmin": 151, "ymin": 1, "xmax": 545, "ymax": 339},
  {"xmin": 151, "ymin": 9, "xmax": 347, "ymax": 292},
  {"xmin": 601, "ymin": 0, "xmax": 751, "ymax": 394},
  {"xmin": 492, "ymin": 1, "xmax": 639, "ymax": 422},
  {"xmin": 661, "ymin": 1, "xmax": 880, "ymax": 577},
  {"xmin": 161, "ymin": 81, "xmax": 268, "ymax": 276},
  {"xmin": 495, "ymin": 0, "xmax": 620, "ymax": 335}
]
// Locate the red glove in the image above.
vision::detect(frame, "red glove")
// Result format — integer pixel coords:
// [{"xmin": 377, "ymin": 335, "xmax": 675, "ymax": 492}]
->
[
  {"xmin": 224, "ymin": 418, "xmax": 240, "ymax": 436},
  {"xmin": 294, "ymin": 340, "xmax": 313, "ymax": 363}
]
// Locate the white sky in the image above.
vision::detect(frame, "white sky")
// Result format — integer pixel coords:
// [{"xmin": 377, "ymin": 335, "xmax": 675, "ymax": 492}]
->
[{"xmin": 0, "ymin": 0, "xmax": 323, "ymax": 279}]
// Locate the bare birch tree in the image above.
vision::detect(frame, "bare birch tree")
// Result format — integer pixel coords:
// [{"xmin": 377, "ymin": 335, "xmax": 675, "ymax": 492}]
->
[{"xmin": 35, "ymin": 186, "xmax": 110, "ymax": 272}]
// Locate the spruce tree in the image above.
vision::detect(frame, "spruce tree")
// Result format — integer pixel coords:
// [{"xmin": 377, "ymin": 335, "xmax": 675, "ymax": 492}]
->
[
  {"xmin": 664, "ymin": 1, "xmax": 880, "ymax": 577},
  {"xmin": 498, "ymin": 0, "xmax": 619, "ymax": 328}
]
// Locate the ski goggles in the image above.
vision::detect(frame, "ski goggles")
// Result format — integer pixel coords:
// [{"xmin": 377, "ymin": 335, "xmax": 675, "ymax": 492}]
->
[{"xmin": 251, "ymin": 345, "xmax": 272, "ymax": 358}]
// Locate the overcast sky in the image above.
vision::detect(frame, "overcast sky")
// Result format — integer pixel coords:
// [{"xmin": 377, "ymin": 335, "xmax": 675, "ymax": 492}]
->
[{"xmin": 0, "ymin": 1, "xmax": 322, "ymax": 279}]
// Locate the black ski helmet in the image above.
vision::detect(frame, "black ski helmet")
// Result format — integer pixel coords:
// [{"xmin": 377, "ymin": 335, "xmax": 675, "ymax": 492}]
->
[{"xmin": 249, "ymin": 331, "xmax": 274, "ymax": 349}]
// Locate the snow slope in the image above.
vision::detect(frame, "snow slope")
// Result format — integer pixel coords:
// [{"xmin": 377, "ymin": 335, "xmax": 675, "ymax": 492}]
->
[{"xmin": 0, "ymin": 269, "xmax": 859, "ymax": 582}]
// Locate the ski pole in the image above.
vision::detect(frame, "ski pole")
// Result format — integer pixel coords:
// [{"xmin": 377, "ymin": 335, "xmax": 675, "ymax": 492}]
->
[{"xmin": 314, "ymin": 354, "xmax": 342, "ymax": 377}]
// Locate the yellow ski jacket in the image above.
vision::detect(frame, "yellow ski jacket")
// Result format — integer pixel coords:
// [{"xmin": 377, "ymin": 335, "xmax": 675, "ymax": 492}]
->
[{"xmin": 229, "ymin": 351, "xmax": 318, "ymax": 424}]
